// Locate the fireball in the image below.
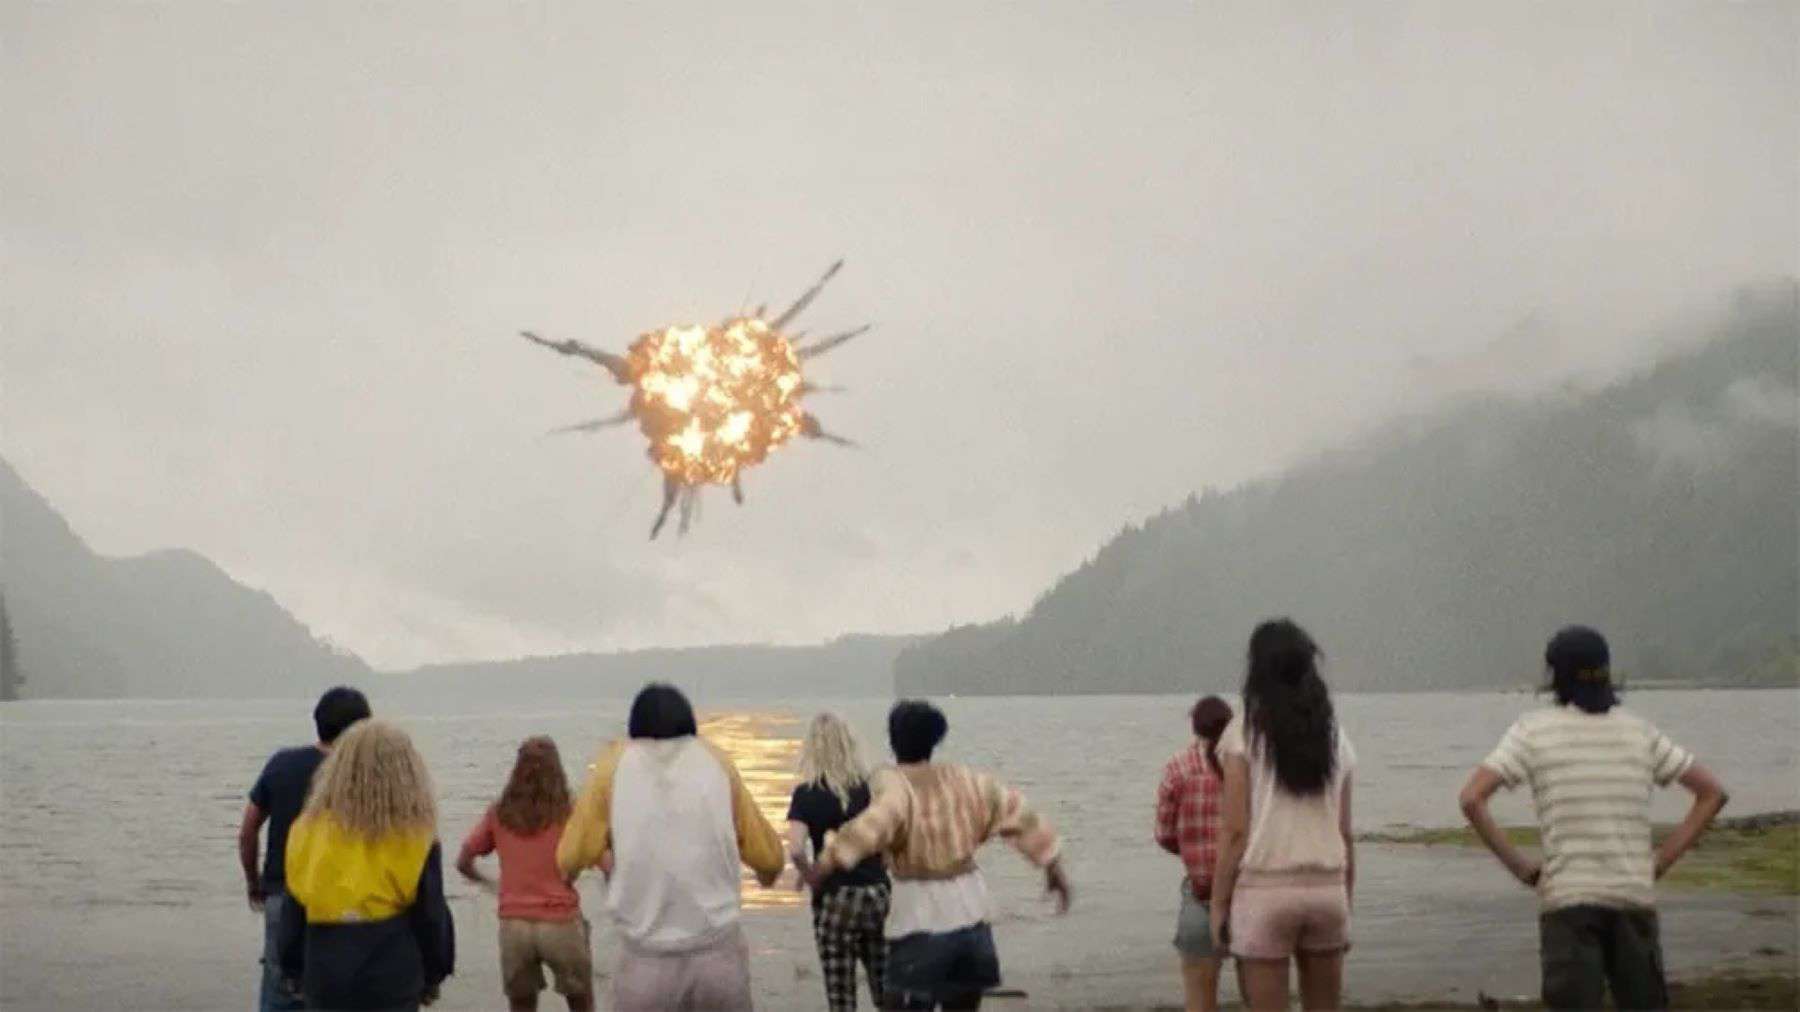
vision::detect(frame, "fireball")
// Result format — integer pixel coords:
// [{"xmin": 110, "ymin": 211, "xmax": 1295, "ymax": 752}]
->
[{"xmin": 518, "ymin": 261, "xmax": 866, "ymax": 537}]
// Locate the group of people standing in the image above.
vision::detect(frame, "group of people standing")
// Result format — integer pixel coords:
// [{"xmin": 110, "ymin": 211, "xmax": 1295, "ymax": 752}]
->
[
  {"xmin": 1152, "ymin": 619, "xmax": 1728, "ymax": 1012},
  {"xmin": 240, "ymin": 616, "xmax": 1728, "ymax": 1012},
  {"xmin": 240, "ymin": 685, "xmax": 1063, "ymax": 1012}
]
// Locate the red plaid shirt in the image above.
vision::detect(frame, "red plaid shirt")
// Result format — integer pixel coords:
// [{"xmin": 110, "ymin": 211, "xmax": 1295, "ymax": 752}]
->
[{"xmin": 1155, "ymin": 740, "xmax": 1222, "ymax": 896}]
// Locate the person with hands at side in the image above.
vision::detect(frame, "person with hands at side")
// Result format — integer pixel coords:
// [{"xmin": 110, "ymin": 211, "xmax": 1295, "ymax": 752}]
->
[
  {"xmin": 1156, "ymin": 695, "xmax": 1235, "ymax": 1012},
  {"xmin": 238, "ymin": 686, "xmax": 371, "ymax": 1012},
  {"xmin": 1210, "ymin": 620, "xmax": 1356, "ymax": 1012}
]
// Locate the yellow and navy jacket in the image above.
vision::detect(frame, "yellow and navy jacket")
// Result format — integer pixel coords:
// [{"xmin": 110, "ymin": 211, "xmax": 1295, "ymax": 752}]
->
[{"xmin": 277, "ymin": 813, "xmax": 455, "ymax": 1010}]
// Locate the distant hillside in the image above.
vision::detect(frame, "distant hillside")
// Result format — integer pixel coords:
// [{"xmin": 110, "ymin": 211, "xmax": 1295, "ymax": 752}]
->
[
  {"xmin": 898, "ymin": 286, "xmax": 1799, "ymax": 696},
  {"xmin": 397, "ymin": 633, "xmax": 915, "ymax": 701},
  {"xmin": 0, "ymin": 460, "xmax": 370, "ymax": 698}
]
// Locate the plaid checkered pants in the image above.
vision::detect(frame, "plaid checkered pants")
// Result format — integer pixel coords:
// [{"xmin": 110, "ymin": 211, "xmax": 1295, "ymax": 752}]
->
[{"xmin": 811, "ymin": 882, "xmax": 890, "ymax": 1011}]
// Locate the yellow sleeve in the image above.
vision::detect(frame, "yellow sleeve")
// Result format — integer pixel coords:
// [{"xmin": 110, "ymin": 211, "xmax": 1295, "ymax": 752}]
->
[
  {"xmin": 557, "ymin": 740, "xmax": 624, "ymax": 877},
  {"xmin": 701, "ymin": 738, "xmax": 785, "ymax": 886}
]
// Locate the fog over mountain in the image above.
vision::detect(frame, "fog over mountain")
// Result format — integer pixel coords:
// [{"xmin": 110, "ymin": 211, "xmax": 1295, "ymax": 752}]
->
[
  {"xmin": 5, "ymin": 285, "xmax": 1790, "ymax": 701},
  {"xmin": 0, "ymin": 458, "xmax": 913, "ymax": 699},
  {"xmin": 0, "ymin": 458, "xmax": 369, "ymax": 698},
  {"xmin": 896, "ymin": 285, "xmax": 1799, "ymax": 696}
]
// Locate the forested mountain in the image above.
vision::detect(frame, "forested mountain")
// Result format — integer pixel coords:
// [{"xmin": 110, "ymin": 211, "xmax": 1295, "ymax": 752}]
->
[
  {"xmin": 0, "ymin": 457, "xmax": 912, "ymax": 699},
  {"xmin": 897, "ymin": 287, "xmax": 1798, "ymax": 696},
  {"xmin": 0, "ymin": 459, "xmax": 370, "ymax": 698}
]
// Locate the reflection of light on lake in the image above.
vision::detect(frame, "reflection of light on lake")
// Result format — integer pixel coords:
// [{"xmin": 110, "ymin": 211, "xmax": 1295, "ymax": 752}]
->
[{"xmin": 700, "ymin": 711, "xmax": 804, "ymax": 910}]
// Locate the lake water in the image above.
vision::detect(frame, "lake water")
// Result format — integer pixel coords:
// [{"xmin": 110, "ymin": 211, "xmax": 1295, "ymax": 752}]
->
[{"xmin": 3, "ymin": 690, "xmax": 1796, "ymax": 1010}]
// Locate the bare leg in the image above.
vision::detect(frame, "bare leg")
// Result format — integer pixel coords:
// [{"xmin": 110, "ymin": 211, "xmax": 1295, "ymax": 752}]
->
[
  {"xmin": 1180, "ymin": 955, "xmax": 1222, "ymax": 1012},
  {"xmin": 508, "ymin": 997, "xmax": 537, "ymax": 1012},
  {"xmin": 1237, "ymin": 958, "xmax": 1290, "ymax": 1012},
  {"xmin": 1294, "ymin": 950, "xmax": 1344, "ymax": 1012}
]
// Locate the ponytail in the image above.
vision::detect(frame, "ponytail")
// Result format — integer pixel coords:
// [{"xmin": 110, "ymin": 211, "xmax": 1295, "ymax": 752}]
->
[{"xmin": 1190, "ymin": 695, "xmax": 1234, "ymax": 777}]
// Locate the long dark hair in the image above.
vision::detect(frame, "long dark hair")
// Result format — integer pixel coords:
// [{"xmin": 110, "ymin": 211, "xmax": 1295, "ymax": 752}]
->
[
  {"xmin": 495, "ymin": 735, "xmax": 573, "ymax": 834},
  {"xmin": 1242, "ymin": 619, "xmax": 1337, "ymax": 795},
  {"xmin": 1190, "ymin": 695, "xmax": 1234, "ymax": 776},
  {"xmin": 1544, "ymin": 625, "xmax": 1617, "ymax": 714}
]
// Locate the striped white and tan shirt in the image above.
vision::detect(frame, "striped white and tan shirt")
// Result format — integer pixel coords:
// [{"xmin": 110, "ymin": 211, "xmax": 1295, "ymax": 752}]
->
[
  {"xmin": 822, "ymin": 763, "xmax": 1061, "ymax": 881},
  {"xmin": 1482, "ymin": 705, "xmax": 1694, "ymax": 912}
]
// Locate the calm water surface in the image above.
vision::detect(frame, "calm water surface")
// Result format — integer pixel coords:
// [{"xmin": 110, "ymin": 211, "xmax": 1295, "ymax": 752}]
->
[{"xmin": 3, "ymin": 690, "xmax": 1796, "ymax": 1010}]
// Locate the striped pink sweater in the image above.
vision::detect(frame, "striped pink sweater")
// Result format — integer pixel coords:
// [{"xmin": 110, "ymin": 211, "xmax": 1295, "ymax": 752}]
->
[{"xmin": 821, "ymin": 762, "xmax": 1060, "ymax": 880}]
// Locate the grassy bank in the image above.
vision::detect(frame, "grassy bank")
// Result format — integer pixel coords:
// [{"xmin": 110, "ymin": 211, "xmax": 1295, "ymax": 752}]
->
[{"xmin": 1361, "ymin": 812, "xmax": 1799, "ymax": 896}]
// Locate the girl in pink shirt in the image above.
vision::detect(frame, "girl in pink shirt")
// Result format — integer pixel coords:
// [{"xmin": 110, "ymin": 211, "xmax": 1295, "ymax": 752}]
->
[{"xmin": 458, "ymin": 736, "xmax": 593, "ymax": 1012}]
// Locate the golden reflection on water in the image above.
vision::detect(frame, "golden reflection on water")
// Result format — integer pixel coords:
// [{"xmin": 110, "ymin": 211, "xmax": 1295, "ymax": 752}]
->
[{"xmin": 699, "ymin": 711, "xmax": 805, "ymax": 910}]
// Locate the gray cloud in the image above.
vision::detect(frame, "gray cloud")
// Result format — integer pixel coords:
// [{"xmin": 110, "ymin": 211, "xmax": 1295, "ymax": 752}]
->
[{"xmin": 4, "ymin": 1, "xmax": 1794, "ymax": 668}]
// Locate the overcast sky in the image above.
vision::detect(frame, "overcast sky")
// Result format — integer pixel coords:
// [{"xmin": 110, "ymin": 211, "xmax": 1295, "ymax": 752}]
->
[{"xmin": 4, "ymin": 2, "xmax": 1794, "ymax": 670}]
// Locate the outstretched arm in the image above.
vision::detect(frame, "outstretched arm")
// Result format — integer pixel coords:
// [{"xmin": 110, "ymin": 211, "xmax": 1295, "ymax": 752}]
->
[
  {"xmin": 1655, "ymin": 763, "xmax": 1728, "ymax": 878},
  {"xmin": 818, "ymin": 772, "xmax": 907, "ymax": 877},
  {"xmin": 981, "ymin": 773, "xmax": 1070, "ymax": 911},
  {"xmin": 1459, "ymin": 766, "xmax": 1540, "ymax": 887}
]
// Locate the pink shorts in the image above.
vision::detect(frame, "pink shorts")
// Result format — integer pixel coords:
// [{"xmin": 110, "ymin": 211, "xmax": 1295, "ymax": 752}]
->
[{"xmin": 1228, "ymin": 872, "xmax": 1350, "ymax": 961}]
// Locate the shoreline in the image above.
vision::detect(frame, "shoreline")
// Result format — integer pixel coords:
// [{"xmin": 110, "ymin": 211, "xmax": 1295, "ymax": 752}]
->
[
  {"xmin": 1358, "ymin": 810, "xmax": 1799, "ymax": 897},
  {"xmin": 1090, "ymin": 970, "xmax": 1800, "ymax": 1011}
]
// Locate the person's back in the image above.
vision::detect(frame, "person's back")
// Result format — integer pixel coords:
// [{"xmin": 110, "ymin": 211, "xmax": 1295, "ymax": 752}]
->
[
  {"xmin": 1155, "ymin": 695, "xmax": 1233, "ymax": 1012},
  {"xmin": 556, "ymin": 684, "xmax": 783, "ymax": 1012},
  {"xmin": 239, "ymin": 686, "xmax": 370, "ymax": 1012},
  {"xmin": 252, "ymin": 745, "xmax": 327, "ymax": 887},
  {"xmin": 1485, "ymin": 704, "xmax": 1690, "ymax": 910},
  {"xmin": 849, "ymin": 762, "xmax": 1060, "ymax": 883},
  {"xmin": 1460, "ymin": 626, "xmax": 1729, "ymax": 1011},
  {"xmin": 1219, "ymin": 715, "xmax": 1355, "ymax": 875},
  {"xmin": 814, "ymin": 700, "xmax": 1069, "ymax": 1011},
  {"xmin": 609, "ymin": 735, "xmax": 750, "ymax": 949},
  {"xmin": 482, "ymin": 814, "xmax": 578, "ymax": 920},
  {"xmin": 458, "ymin": 735, "xmax": 590, "ymax": 1012},
  {"xmin": 790, "ymin": 779, "xmax": 886, "ymax": 895},
  {"xmin": 1210, "ymin": 620, "xmax": 1355, "ymax": 1012},
  {"xmin": 788, "ymin": 712, "xmax": 891, "ymax": 1012},
  {"xmin": 278, "ymin": 720, "xmax": 455, "ymax": 1012}
]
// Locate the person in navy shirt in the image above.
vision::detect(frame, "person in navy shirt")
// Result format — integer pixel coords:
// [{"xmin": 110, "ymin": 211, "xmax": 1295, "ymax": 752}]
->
[{"xmin": 238, "ymin": 686, "xmax": 371, "ymax": 1012}]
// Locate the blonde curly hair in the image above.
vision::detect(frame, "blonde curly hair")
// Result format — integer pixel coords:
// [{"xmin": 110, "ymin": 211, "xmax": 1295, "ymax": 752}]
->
[
  {"xmin": 304, "ymin": 719, "xmax": 437, "ymax": 839},
  {"xmin": 796, "ymin": 711, "xmax": 869, "ymax": 808}
]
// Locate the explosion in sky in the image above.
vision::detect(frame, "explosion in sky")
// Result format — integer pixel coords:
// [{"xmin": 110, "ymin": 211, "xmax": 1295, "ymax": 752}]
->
[{"xmin": 519, "ymin": 261, "xmax": 867, "ymax": 537}]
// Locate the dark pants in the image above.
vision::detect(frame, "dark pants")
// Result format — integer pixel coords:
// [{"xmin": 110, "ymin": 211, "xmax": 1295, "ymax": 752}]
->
[
  {"xmin": 260, "ymin": 890, "xmax": 306, "ymax": 1012},
  {"xmin": 813, "ymin": 883, "xmax": 891, "ymax": 1011},
  {"xmin": 882, "ymin": 923, "xmax": 1000, "ymax": 1011},
  {"xmin": 1540, "ymin": 905, "xmax": 1669, "ymax": 1011}
]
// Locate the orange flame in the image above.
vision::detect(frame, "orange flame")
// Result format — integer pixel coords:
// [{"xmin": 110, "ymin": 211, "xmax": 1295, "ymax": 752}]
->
[{"xmin": 626, "ymin": 317, "xmax": 806, "ymax": 486}]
